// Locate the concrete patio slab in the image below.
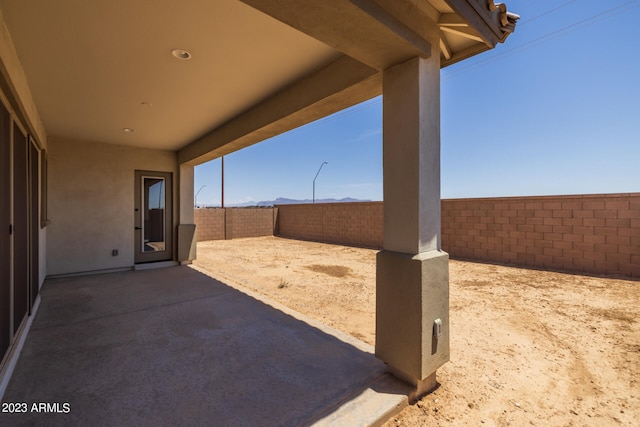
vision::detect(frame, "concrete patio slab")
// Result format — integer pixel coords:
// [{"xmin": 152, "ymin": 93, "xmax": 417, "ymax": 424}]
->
[{"xmin": 0, "ymin": 266, "xmax": 411, "ymax": 426}]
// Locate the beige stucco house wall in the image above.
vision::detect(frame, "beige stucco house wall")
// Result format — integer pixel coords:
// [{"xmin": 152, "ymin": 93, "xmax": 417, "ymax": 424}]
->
[{"xmin": 47, "ymin": 137, "xmax": 179, "ymax": 276}]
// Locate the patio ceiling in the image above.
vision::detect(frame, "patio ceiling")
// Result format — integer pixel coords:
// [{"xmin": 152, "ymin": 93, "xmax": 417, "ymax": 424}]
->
[
  {"xmin": 0, "ymin": 0, "xmax": 341, "ymax": 151},
  {"xmin": 0, "ymin": 0, "xmax": 516, "ymax": 161}
]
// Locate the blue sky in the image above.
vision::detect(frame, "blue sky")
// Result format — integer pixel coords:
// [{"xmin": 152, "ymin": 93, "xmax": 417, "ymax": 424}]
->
[{"xmin": 195, "ymin": 1, "xmax": 640, "ymax": 206}]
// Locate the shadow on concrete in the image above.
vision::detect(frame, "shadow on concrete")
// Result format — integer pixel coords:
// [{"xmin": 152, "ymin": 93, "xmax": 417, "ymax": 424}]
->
[{"xmin": 1, "ymin": 266, "xmax": 409, "ymax": 426}]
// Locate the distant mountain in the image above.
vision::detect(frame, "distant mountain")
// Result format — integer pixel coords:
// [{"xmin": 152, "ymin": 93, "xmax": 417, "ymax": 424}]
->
[{"xmin": 229, "ymin": 197, "xmax": 371, "ymax": 207}]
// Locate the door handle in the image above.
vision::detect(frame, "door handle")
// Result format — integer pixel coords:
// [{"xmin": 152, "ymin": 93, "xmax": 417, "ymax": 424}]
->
[{"xmin": 134, "ymin": 227, "xmax": 142, "ymax": 230}]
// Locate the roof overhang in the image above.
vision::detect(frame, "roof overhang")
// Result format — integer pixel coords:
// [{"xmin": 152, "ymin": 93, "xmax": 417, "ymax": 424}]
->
[
  {"xmin": 440, "ymin": 0, "xmax": 519, "ymax": 66},
  {"xmin": 0, "ymin": 0, "xmax": 517, "ymax": 164}
]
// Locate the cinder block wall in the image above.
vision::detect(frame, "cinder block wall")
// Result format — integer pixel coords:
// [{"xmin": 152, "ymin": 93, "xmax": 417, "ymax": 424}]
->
[
  {"xmin": 194, "ymin": 208, "xmax": 226, "ymax": 241},
  {"xmin": 194, "ymin": 208, "xmax": 276, "ymax": 241},
  {"xmin": 274, "ymin": 194, "xmax": 639, "ymax": 278},
  {"xmin": 441, "ymin": 193, "xmax": 639, "ymax": 277},
  {"xmin": 227, "ymin": 208, "xmax": 277, "ymax": 239},
  {"xmin": 193, "ymin": 195, "xmax": 638, "ymax": 277},
  {"xmin": 276, "ymin": 202, "xmax": 383, "ymax": 248}
]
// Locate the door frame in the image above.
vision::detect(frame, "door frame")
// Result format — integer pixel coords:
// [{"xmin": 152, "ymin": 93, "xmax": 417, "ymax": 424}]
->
[
  {"xmin": 28, "ymin": 136, "xmax": 39, "ymax": 312},
  {"xmin": 134, "ymin": 170, "xmax": 173, "ymax": 264}
]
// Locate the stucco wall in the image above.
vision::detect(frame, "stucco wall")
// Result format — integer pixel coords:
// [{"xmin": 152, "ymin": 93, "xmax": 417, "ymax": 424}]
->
[{"xmin": 47, "ymin": 137, "xmax": 178, "ymax": 275}]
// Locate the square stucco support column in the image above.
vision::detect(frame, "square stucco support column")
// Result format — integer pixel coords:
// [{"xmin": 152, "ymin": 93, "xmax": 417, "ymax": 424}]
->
[
  {"xmin": 376, "ymin": 55, "xmax": 449, "ymax": 397},
  {"xmin": 178, "ymin": 164, "xmax": 196, "ymax": 263}
]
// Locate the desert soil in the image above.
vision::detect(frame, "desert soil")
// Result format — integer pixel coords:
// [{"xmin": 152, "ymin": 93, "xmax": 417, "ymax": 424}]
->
[{"xmin": 194, "ymin": 236, "xmax": 639, "ymax": 426}]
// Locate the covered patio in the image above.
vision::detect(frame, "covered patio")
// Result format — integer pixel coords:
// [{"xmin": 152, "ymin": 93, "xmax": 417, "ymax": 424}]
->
[
  {"xmin": 3, "ymin": 266, "xmax": 410, "ymax": 426},
  {"xmin": 1, "ymin": 1, "xmax": 518, "ymax": 422}
]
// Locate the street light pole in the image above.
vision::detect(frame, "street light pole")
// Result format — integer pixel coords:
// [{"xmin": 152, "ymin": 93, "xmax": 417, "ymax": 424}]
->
[
  {"xmin": 221, "ymin": 157, "xmax": 225, "ymax": 208},
  {"xmin": 195, "ymin": 185, "xmax": 206, "ymax": 208},
  {"xmin": 312, "ymin": 162, "xmax": 328, "ymax": 204}
]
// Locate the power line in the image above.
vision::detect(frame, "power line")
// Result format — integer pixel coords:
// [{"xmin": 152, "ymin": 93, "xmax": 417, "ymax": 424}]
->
[
  {"xmin": 443, "ymin": 0, "xmax": 640, "ymax": 81},
  {"xmin": 518, "ymin": 0, "xmax": 578, "ymax": 27},
  {"xmin": 281, "ymin": 1, "xmax": 639, "ymax": 129}
]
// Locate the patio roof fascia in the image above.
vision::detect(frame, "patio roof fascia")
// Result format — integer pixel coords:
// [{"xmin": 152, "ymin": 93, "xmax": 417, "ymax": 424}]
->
[{"xmin": 178, "ymin": 55, "xmax": 380, "ymax": 166}]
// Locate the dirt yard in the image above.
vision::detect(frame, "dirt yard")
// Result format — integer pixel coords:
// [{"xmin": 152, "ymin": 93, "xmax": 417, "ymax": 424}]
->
[{"xmin": 194, "ymin": 236, "xmax": 638, "ymax": 426}]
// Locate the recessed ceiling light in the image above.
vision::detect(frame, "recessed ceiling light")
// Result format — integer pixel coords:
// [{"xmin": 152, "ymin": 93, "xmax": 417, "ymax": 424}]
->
[
  {"xmin": 123, "ymin": 128, "xmax": 135, "ymax": 133},
  {"xmin": 171, "ymin": 49, "xmax": 192, "ymax": 60}
]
